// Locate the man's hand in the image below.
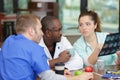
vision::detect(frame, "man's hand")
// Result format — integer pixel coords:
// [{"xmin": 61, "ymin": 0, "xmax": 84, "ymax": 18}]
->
[
  {"xmin": 49, "ymin": 50, "xmax": 71, "ymax": 69},
  {"xmin": 58, "ymin": 50, "xmax": 71, "ymax": 63},
  {"xmin": 64, "ymin": 69, "xmax": 71, "ymax": 76}
]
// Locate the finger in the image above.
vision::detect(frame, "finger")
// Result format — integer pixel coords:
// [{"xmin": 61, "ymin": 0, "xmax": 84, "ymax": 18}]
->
[
  {"xmin": 63, "ymin": 50, "xmax": 69, "ymax": 53},
  {"xmin": 64, "ymin": 70, "xmax": 71, "ymax": 75},
  {"xmin": 64, "ymin": 51, "xmax": 70, "ymax": 54},
  {"xmin": 66, "ymin": 54, "xmax": 71, "ymax": 58},
  {"xmin": 116, "ymin": 51, "xmax": 120, "ymax": 55},
  {"xmin": 87, "ymin": 73, "xmax": 93, "ymax": 79}
]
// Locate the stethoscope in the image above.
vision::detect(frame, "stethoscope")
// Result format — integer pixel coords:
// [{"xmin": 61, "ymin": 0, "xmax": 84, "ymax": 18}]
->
[
  {"xmin": 83, "ymin": 33, "xmax": 99, "ymax": 53},
  {"xmin": 84, "ymin": 38, "xmax": 93, "ymax": 53}
]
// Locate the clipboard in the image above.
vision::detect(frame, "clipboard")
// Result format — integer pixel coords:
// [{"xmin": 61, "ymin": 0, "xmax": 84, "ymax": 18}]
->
[{"xmin": 98, "ymin": 33, "xmax": 120, "ymax": 56}]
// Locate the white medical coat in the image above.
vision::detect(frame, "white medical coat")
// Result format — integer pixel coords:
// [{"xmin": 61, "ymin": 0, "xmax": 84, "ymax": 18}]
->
[{"xmin": 39, "ymin": 36, "xmax": 83, "ymax": 70}]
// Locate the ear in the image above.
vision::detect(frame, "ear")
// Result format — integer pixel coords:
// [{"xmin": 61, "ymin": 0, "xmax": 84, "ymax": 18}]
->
[
  {"xmin": 45, "ymin": 30, "xmax": 51, "ymax": 37},
  {"xmin": 28, "ymin": 27, "xmax": 35, "ymax": 37},
  {"xmin": 94, "ymin": 23, "xmax": 97, "ymax": 29}
]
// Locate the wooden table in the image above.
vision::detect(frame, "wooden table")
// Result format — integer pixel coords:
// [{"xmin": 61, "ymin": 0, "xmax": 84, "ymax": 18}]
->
[
  {"xmin": 37, "ymin": 65, "xmax": 120, "ymax": 80},
  {"xmin": 93, "ymin": 65, "xmax": 120, "ymax": 80}
]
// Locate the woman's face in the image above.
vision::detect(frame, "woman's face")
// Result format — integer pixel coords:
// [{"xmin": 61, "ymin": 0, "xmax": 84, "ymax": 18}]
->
[{"xmin": 78, "ymin": 15, "xmax": 97, "ymax": 37}]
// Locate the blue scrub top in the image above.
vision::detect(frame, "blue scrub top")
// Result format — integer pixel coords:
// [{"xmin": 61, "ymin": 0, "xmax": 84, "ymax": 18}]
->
[{"xmin": 0, "ymin": 34, "xmax": 50, "ymax": 80}]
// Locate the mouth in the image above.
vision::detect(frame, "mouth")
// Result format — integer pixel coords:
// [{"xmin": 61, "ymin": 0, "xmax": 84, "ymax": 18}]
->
[
  {"xmin": 82, "ymin": 31, "xmax": 87, "ymax": 34},
  {"xmin": 57, "ymin": 36, "xmax": 61, "ymax": 42},
  {"xmin": 59, "ymin": 37, "xmax": 61, "ymax": 41}
]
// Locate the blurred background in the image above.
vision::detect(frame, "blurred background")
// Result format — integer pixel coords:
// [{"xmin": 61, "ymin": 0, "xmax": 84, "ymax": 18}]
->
[{"xmin": 0, "ymin": 0, "xmax": 119, "ymax": 44}]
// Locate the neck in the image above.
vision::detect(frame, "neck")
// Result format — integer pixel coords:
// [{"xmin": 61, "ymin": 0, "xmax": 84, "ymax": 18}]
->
[
  {"xmin": 84, "ymin": 33, "xmax": 97, "ymax": 43},
  {"xmin": 22, "ymin": 32, "xmax": 32, "ymax": 41},
  {"xmin": 84, "ymin": 32, "xmax": 98, "ymax": 50},
  {"xmin": 43, "ymin": 36, "xmax": 55, "ymax": 47},
  {"xmin": 43, "ymin": 36, "xmax": 56, "ymax": 58}
]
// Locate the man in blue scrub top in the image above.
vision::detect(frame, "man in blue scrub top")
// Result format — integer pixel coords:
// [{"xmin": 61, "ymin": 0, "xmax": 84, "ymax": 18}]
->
[{"xmin": 0, "ymin": 14, "xmax": 93, "ymax": 80}]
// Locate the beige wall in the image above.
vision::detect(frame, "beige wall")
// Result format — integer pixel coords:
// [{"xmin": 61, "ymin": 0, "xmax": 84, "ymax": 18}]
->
[
  {"xmin": 63, "ymin": 29, "xmax": 81, "ymax": 45},
  {"xmin": 65, "ymin": 35, "xmax": 81, "ymax": 45}
]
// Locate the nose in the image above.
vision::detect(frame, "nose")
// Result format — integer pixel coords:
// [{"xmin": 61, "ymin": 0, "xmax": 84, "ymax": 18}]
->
[
  {"xmin": 82, "ymin": 25, "xmax": 87, "ymax": 30},
  {"xmin": 82, "ymin": 24, "xmax": 86, "ymax": 27},
  {"xmin": 41, "ymin": 30, "xmax": 44, "ymax": 36},
  {"xmin": 83, "ymin": 26, "xmax": 87, "ymax": 30},
  {"xmin": 59, "ymin": 30, "xmax": 62, "ymax": 35}
]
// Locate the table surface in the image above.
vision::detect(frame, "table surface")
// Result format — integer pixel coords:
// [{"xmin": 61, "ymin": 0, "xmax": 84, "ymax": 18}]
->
[
  {"xmin": 93, "ymin": 65, "xmax": 120, "ymax": 80},
  {"xmin": 37, "ymin": 65, "xmax": 120, "ymax": 80}
]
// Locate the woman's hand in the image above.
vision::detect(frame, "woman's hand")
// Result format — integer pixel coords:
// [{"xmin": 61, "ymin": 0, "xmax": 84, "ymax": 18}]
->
[
  {"xmin": 116, "ymin": 51, "xmax": 120, "ymax": 57},
  {"xmin": 115, "ymin": 51, "xmax": 120, "ymax": 65}
]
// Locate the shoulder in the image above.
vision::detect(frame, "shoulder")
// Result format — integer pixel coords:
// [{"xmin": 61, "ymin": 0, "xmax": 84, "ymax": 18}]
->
[
  {"xmin": 38, "ymin": 37, "xmax": 45, "ymax": 47},
  {"xmin": 73, "ymin": 36, "xmax": 84, "ymax": 46},
  {"xmin": 61, "ymin": 36, "xmax": 69, "ymax": 41},
  {"xmin": 73, "ymin": 36, "xmax": 86, "ymax": 50},
  {"xmin": 57, "ymin": 36, "xmax": 72, "ymax": 49},
  {"xmin": 96, "ymin": 32, "xmax": 109, "ymax": 43},
  {"xmin": 58, "ymin": 36, "xmax": 71, "ymax": 44},
  {"xmin": 96, "ymin": 32, "xmax": 109, "ymax": 37},
  {"xmin": 16, "ymin": 35, "xmax": 44, "ymax": 53}
]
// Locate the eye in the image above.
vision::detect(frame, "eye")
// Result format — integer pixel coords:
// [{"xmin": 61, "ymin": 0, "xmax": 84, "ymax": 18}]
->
[
  {"xmin": 79, "ymin": 23, "xmax": 83, "ymax": 27},
  {"xmin": 59, "ymin": 28, "xmax": 62, "ymax": 31},
  {"xmin": 86, "ymin": 22, "xmax": 90, "ymax": 26}
]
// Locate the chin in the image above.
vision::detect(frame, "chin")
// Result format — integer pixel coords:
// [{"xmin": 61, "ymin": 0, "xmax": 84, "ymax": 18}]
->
[
  {"xmin": 82, "ymin": 33, "xmax": 89, "ymax": 37},
  {"xmin": 56, "ymin": 38, "xmax": 61, "ymax": 42},
  {"xmin": 56, "ymin": 40, "xmax": 60, "ymax": 42},
  {"xmin": 35, "ymin": 39, "xmax": 40, "ymax": 44}
]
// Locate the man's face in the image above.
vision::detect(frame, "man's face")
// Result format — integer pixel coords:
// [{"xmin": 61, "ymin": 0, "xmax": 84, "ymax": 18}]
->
[
  {"xmin": 49, "ymin": 19, "xmax": 62, "ymax": 42},
  {"xmin": 33, "ymin": 19, "xmax": 43, "ymax": 43}
]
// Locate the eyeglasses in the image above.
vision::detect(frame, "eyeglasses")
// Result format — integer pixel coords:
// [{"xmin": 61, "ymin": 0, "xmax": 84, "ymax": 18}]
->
[{"xmin": 47, "ymin": 28, "xmax": 62, "ymax": 32}]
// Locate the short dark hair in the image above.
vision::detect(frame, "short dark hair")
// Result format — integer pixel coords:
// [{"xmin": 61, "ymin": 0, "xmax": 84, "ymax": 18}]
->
[{"xmin": 41, "ymin": 16, "xmax": 58, "ymax": 33}]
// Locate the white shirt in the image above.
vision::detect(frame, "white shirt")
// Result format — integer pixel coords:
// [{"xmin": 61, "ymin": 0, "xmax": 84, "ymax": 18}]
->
[{"xmin": 39, "ymin": 36, "xmax": 83, "ymax": 70}]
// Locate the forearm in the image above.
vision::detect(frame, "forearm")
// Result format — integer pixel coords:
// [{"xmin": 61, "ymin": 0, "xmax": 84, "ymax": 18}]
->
[
  {"xmin": 116, "ymin": 57, "xmax": 120, "ymax": 65},
  {"xmin": 49, "ymin": 58, "xmax": 63, "ymax": 69},
  {"xmin": 39, "ymin": 70, "xmax": 78, "ymax": 80},
  {"xmin": 88, "ymin": 46, "xmax": 100, "ymax": 65},
  {"xmin": 116, "ymin": 51, "xmax": 120, "ymax": 65},
  {"xmin": 38, "ymin": 70, "xmax": 93, "ymax": 80},
  {"xmin": 38, "ymin": 70, "xmax": 66, "ymax": 80}
]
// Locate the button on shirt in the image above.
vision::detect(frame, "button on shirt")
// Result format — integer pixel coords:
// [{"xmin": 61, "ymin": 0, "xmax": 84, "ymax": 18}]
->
[{"xmin": 0, "ymin": 34, "xmax": 50, "ymax": 80}]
